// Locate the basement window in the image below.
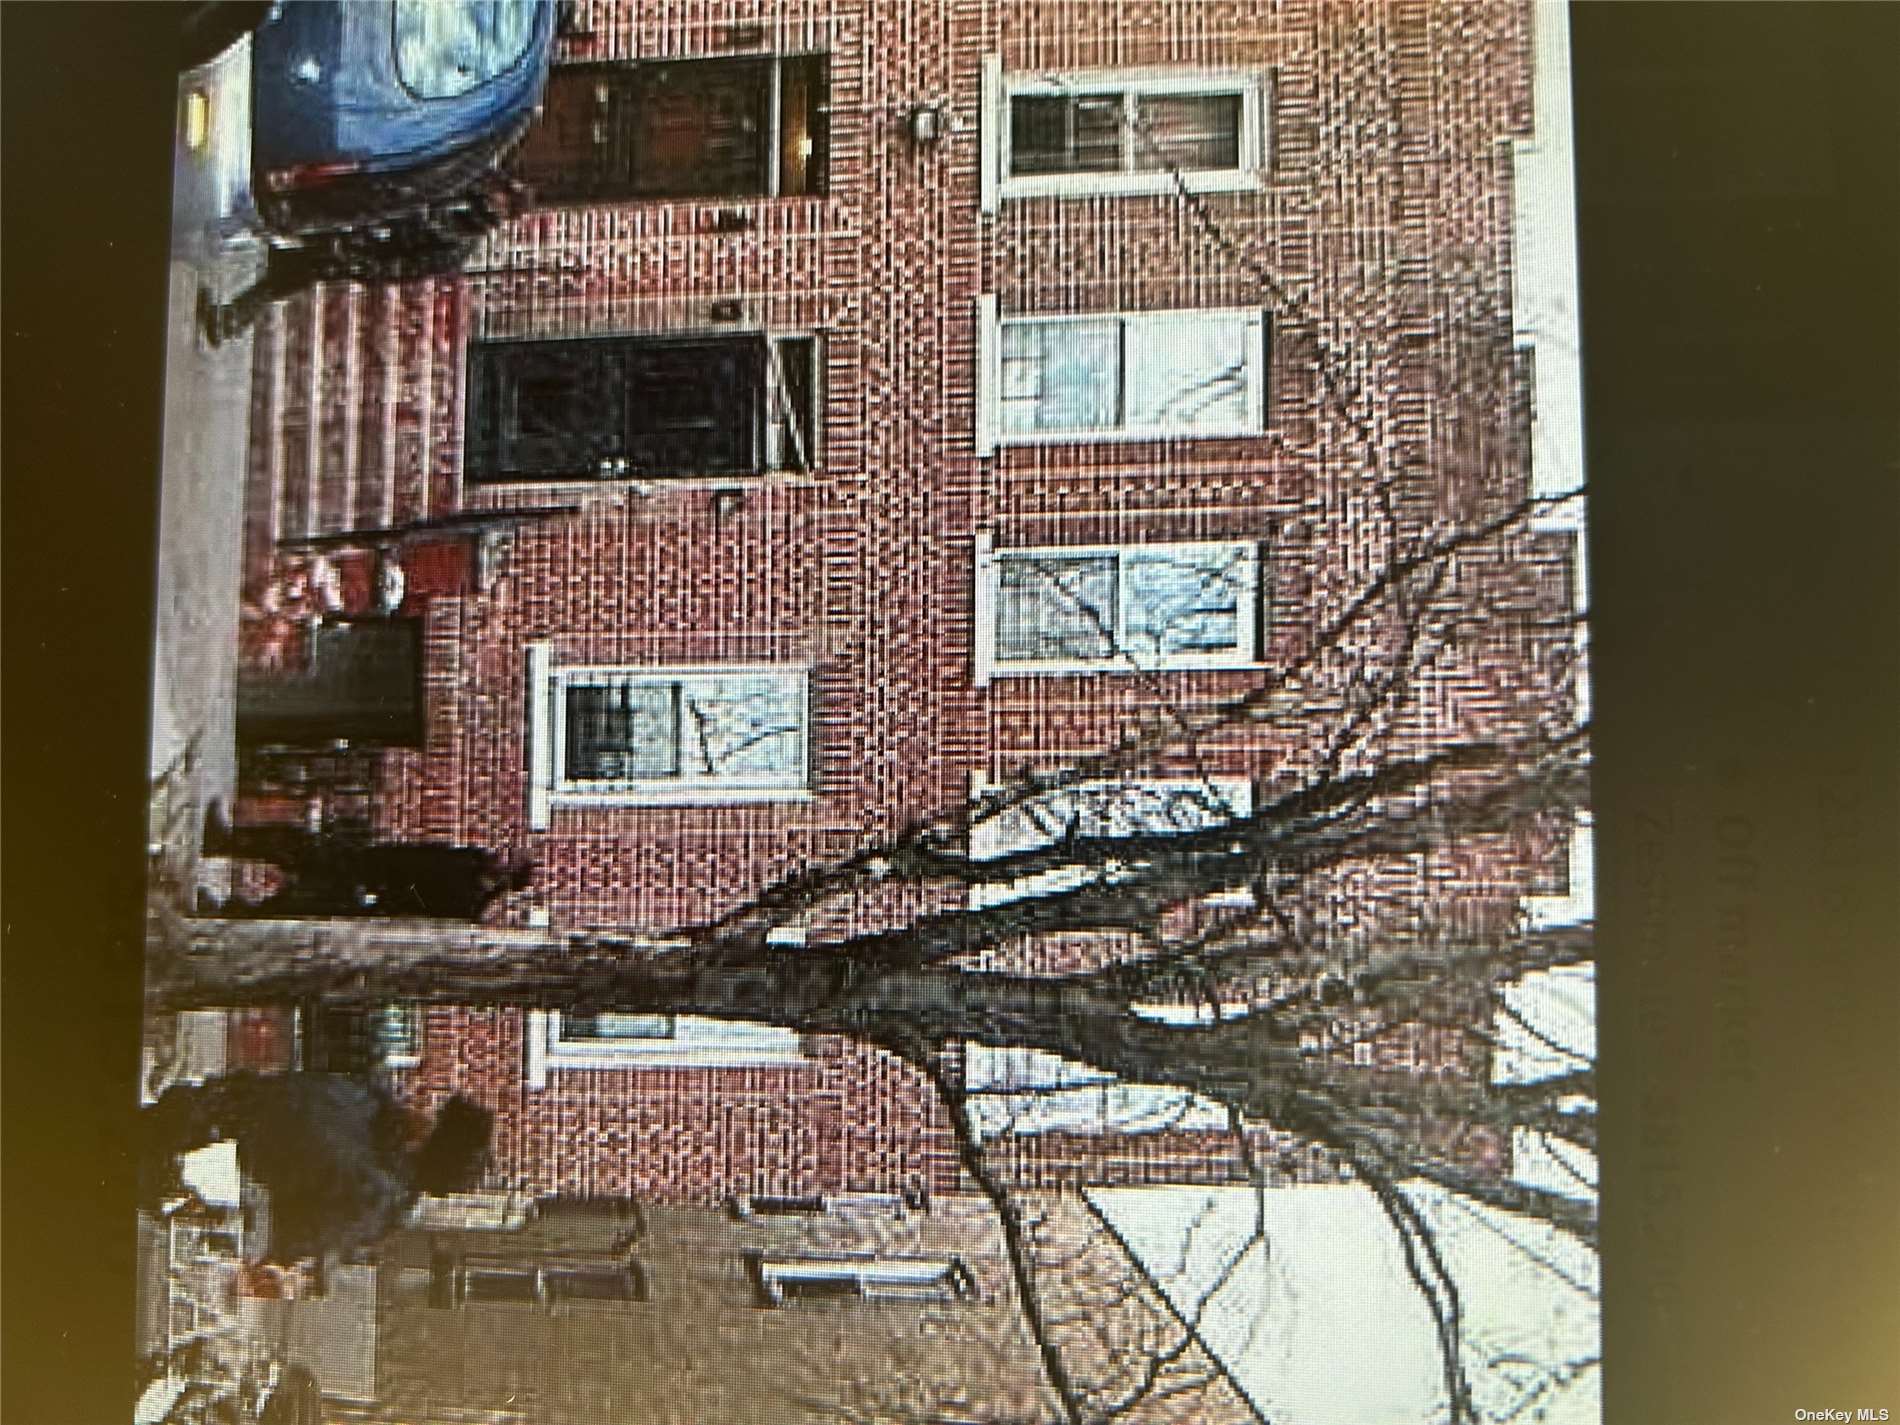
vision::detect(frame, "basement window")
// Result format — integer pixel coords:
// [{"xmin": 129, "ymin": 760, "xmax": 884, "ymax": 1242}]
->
[
  {"xmin": 467, "ymin": 333, "xmax": 819, "ymax": 481},
  {"xmin": 434, "ymin": 1254, "xmax": 649, "ymax": 1310},
  {"xmin": 729, "ymin": 1190, "xmax": 914, "ymax": 1221},
  {"xmin": 750, "ymin": 1254, "xmax": 976, "ymax": 1308},
  {"xmin": 510, "ymin": 54, "xmax": 830, "ymax": 203}
]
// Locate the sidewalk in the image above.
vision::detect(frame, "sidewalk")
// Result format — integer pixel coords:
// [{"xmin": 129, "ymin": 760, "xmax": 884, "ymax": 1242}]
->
[{"xmin": 147, "ymin": 37, "xmax": 265, "ymax": 905}]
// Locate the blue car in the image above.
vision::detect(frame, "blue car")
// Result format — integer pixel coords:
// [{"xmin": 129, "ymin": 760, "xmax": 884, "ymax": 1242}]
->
[{"xmin": 250, "ymin": 0, "xmax": 555, "ymax": 242}]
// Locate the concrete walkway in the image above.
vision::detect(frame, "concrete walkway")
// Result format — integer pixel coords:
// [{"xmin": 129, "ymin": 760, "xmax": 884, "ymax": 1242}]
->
[{"xmin": 147, "ymin": 37, "xmax": 265, "ymax": 902}]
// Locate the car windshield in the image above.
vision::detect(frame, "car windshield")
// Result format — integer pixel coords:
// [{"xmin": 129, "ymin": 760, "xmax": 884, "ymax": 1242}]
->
[{"xmin": 394, "ymin": 0, "xmax": 539, "ymax": 99}]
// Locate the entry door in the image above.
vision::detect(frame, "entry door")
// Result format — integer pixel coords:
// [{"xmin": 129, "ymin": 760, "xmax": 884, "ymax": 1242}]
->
[
  {"xmin": 466, "ymin": 334, "xmax": 766, "ymax": 480},
  {"xmin": 511, "ymin": 58, "xmax": 773, "ymax": 204}
]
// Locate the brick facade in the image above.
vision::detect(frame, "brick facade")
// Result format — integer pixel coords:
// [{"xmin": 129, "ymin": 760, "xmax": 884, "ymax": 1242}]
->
[{"xmin": 235, "ymin": 0, "xmax": 1571, "ymax": 1202}]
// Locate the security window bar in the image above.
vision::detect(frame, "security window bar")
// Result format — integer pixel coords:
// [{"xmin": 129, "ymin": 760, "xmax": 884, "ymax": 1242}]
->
[
  {"xmin": 468, "ymin": 334, "xmax": 819, "ymax": 481},
  {"xmin": 992, "ymin": 309, "xmax": 1267, "ymax": 443},
  {"xmin": 730, "ymin": 1190, "xmax": 914, "ymax": 1221},
  {"xmin": 511, "ymin": 54, "xmax": 830, "ymax": 204}
]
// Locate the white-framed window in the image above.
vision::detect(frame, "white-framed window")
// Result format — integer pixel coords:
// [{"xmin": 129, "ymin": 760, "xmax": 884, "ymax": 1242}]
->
[
  {"xmin": 524, "ymin": 1010, "xmax": 807, "ymax": 1086},
  {"xmin": 750, "ymin": 1254, "xmax": 976, "ymax": 1307},
  {"xmin": 526, "ymin": 645, "xmax": 811, "ymax": 827},
  {"xmin": 980, "ymin": 59, "xmax": 1269, "ymax": 208},
  {"xmin": 975, "ymin": 298, "xmax": 1267, "ymax": 450},
  {"xmin": 966, "ymin": 774, "xmax": 1253, "ymax": 909},
  {"xmin": 970, "ymin": 776, "xmax": 1254, "ymax": 859},
  {"xmin": 961, "ymin": 1042, "xmax": 1230, "ymax": 1140},
  {"xmin": 972, "ymin": 534, "xmax": 1262, "ymax": 682}
]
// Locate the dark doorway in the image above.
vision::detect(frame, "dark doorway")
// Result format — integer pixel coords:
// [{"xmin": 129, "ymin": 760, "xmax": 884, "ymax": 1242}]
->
[
  {"xmin": 466, "ymin": 332, "xmax": 818, "ymax": 480},
  {"xmin": 510, "ymin": 54, "xmax": 830, "ymax": 204}
]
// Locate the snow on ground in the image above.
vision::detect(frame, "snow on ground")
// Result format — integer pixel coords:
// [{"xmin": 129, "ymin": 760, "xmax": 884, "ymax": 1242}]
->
[{"xmin": 1090, "ymin": 1182, "xmax": 1601, "ymax": 1425}]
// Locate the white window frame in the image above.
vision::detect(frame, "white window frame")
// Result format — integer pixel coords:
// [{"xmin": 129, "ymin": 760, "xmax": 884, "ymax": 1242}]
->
[
  {"xmin": 752, "ymin": 1254, "xmax": 976, "ymax": 1307},
  {"xmin": 975, "ymin": 297, "xmax": 1267, "ymax": 451},
  {"xmin": 524, "ymin": 1010, "xmax": 807, "ymax": 1086},
  {"xmin": 527, "ymin": 644, "xmax": 813, "ymax": 827},
  {"xmin": 972, "ymin": 533, "xmax": 1263, "ymax": 683},
  {"xmin": 980, "ymin": 58, "xmax": 1269, "ymax": 210}
]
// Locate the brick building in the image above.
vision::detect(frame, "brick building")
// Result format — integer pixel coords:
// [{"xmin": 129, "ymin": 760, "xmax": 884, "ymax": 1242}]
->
[{"xmin": 228, "ymin": 0, "xmax": 1584, "ymax": 1204}]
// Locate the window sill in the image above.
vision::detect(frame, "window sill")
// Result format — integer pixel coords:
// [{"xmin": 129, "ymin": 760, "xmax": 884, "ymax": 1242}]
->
[
  {"xmin": 987, "ymin": 425, "xmax": 1268, "ymax": 449},
  {"xmin": 545, "ymin": 788, "xmax": 816, "ymax": 811},
  {"xmin": 997, "ymin": 170, "xmax": 1264, "ymax": 204},
  {"xmin": 469, "ymin": 471, "xmax": 822, "ymax": 493},
  {"xmin": 525, "ymin": 1010, "xmax": 810, "ymax": 1087},
  {"xmin": 977, "ymin": 658, "xmax": 1266, "ymax": 683}
]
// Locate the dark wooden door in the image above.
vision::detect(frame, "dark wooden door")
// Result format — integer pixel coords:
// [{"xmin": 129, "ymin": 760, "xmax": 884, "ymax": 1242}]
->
[
  {"xmin": 467, "ymin": 334, "xmax": 766, "ymax": 479},
  {"xmin": 511, "ymin": 58, "xmax": 772, "ymax": 204}
]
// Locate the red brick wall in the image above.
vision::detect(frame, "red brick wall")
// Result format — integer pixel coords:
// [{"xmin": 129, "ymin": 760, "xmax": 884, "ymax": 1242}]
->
[
  {"xmin": 394, "ymin": 1007, "xmax": 965, "ymax": 1201},
  {"xmin": 240, "ymin": 0, "xmax": 1560, "ymax": 1195}
]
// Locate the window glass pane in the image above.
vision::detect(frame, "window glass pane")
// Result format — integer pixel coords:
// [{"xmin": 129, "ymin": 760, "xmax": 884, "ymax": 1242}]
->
[
  {"xmin": 622, "ymin": 337, "xmax": 764, "ymax": 477},
  {"xmin": 777, "ymin": 1273, "xmax": 861, "ymax": 1302},
  {"xmin": 777, "ymin": 54, "xmax": 831, "ymax": 197},
  {"xmin": 1121, "ymin": 545, "xmax": 1249, "ymax": 656},
  {"xmin": 1132, "ymin": 93, "xmax": 1243, "ymax": 172},
  {"xmin": 677, "ymin": 677, "xmax": 806, "ymax": 779},
  {"xmin": 629, "ymin": 58, "xmax": 773, "ymax": 198},
  {"xmin": 564, "ymin": 1013, "xmax": 677, "ymax": 1041},
  {"xmin": 1009, "ymin": 94, "xmax": 1124, "ymax": 175},
  {"xmin": 766, "ymin": 337, "xmax": 817, "ymax": 473},
  {"xmin": 996, "ymin": 555, "xmax": 1117, "ymax": 662},
  {"xmin": 564, "ymin": 683, "xmax": 679, "ymax": 781},
  {"xmin": 546, "ymin": 1267, "xmax": 637, "ymax": 1302},
  {"xmin": 999, "ymin": 319, "xmax": 1121, "ymax": 434},
  {"xmin": 464, "ymin": 1269, "xmax": 539, "ymax": 1304},
  {"xmin": 1124, "ymin": 313, "xmax": 1254, "ymax": 431},
  {"xmin": 513, "ymin": 375, "xmax": 586, "ymax": 440},
  {"xmin": 748, "ymin": 1194, "xmax": 830, "ymax": 1216}
]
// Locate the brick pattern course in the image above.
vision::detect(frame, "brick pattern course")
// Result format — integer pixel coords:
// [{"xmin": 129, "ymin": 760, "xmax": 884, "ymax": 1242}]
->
[{"xmin": 236, "ymin": 0, "xmax": 1561, "ymax": 1200}]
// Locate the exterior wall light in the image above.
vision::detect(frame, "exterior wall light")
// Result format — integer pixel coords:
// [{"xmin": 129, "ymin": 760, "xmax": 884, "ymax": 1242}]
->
[{"xmin": 908, "ymin": 104, "xmax": 945, "ymax": 145}]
